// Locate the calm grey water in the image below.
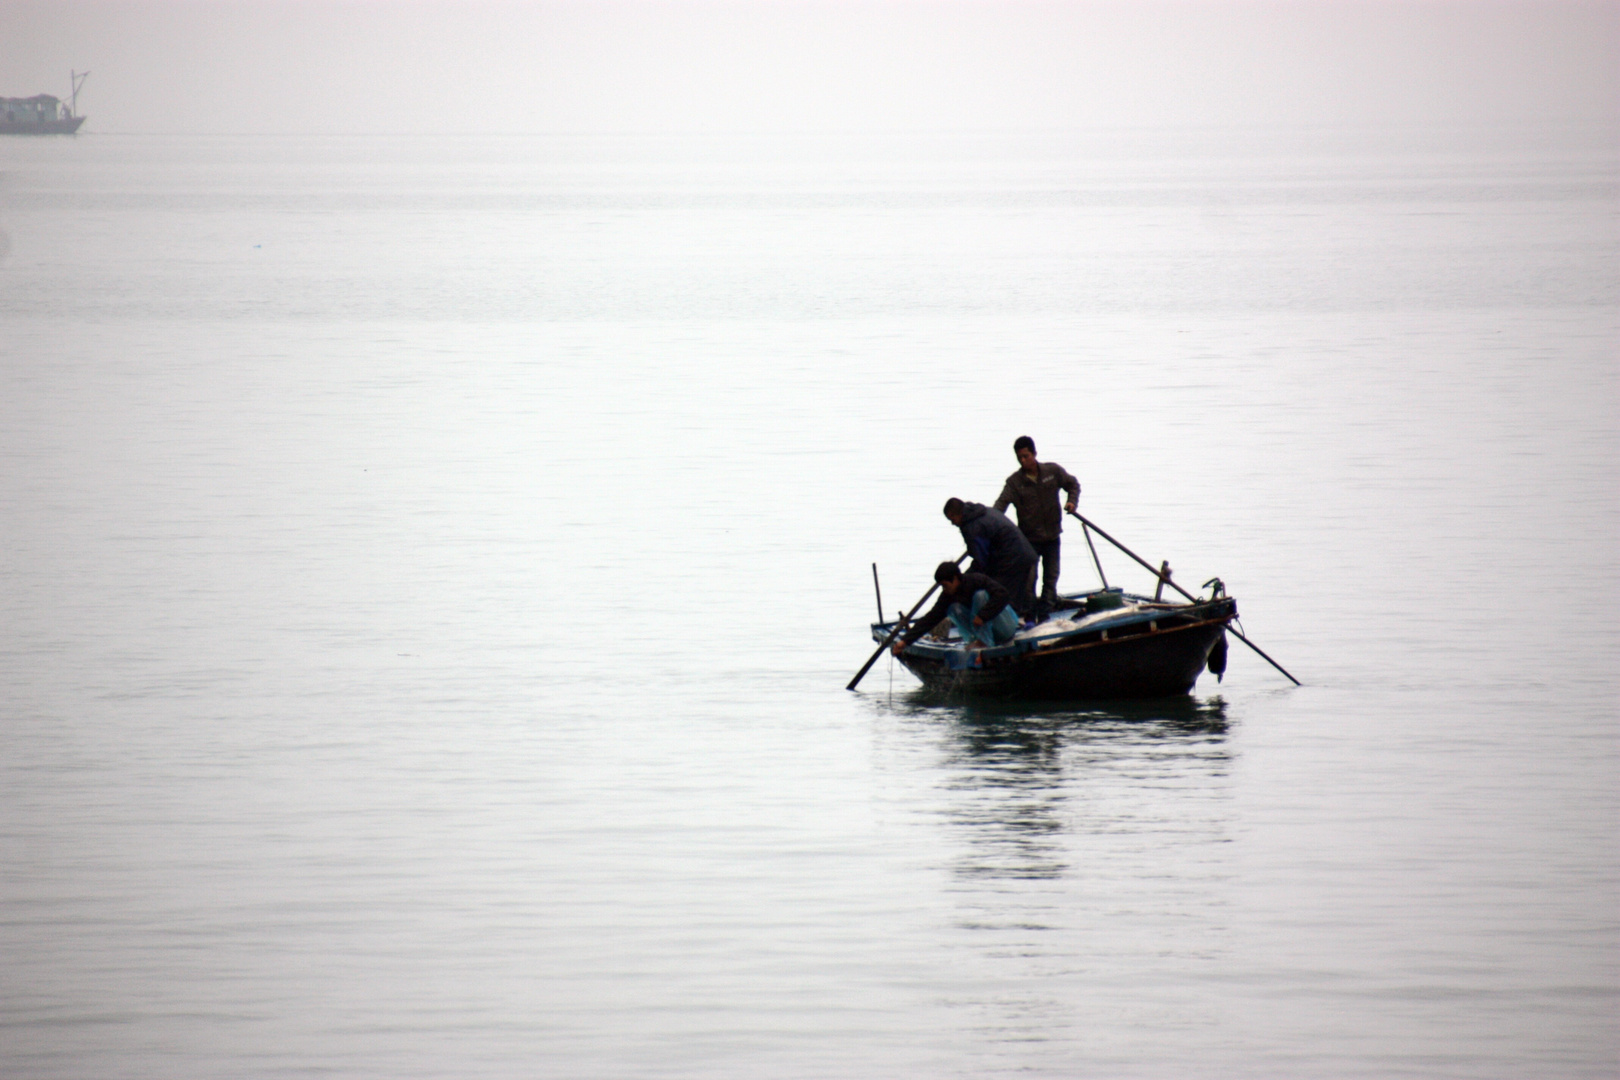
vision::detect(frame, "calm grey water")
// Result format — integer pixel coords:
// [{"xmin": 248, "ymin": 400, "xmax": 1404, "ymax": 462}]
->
[{"xmin": 2, "ymin": 127, "xmax": 1616, "ymax": 1078}]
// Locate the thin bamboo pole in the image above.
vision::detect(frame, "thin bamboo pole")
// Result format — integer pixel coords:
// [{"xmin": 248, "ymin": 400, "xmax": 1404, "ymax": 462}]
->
[
  {"xmin": 1067, "ymin": 511, "xmax": 1300, "ymax": 686},
  {"xmin": 847, "ymin": 551, "xmax": 967, "ymax": 691}
]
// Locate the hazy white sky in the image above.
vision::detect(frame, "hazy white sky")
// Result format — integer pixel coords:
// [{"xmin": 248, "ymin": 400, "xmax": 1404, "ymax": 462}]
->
[{"xmin": 5, "ymin": 1, "xmax": 1617, "ymax": 134}]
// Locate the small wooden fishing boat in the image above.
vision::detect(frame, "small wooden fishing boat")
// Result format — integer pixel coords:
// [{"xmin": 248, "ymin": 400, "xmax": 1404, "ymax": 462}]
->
[
  {"xmin": 848, "ymin": 510, "xmax": 1297, "ymax": 699},
  {"xmin": 872, "ymin": 586, "xmax": 1236, "ymax": 700}
]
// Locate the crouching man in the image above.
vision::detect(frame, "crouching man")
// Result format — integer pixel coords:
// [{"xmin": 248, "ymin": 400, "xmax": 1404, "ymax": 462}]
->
[{"xmin": 892, "ymin": 562, "xmax": 1021, "ymax": 657}]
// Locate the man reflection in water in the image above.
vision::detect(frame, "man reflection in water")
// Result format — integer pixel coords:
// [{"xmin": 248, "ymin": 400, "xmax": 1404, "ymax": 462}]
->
[{"xmin": 892, "ymin": 562, "xmax": 1021, "ymax": 658}]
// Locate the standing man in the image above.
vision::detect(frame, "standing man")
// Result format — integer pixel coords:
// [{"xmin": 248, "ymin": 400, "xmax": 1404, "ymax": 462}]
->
[
  {"xmin": 943, "ymin": 496, "xmax": 1038, "ymax": 616},
  {"xmin": 994, "ymin": 436, "xmax": 1080, "ymax": 617}
]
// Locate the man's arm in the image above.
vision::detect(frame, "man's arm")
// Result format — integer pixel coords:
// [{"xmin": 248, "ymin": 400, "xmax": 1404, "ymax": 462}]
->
[
  {"xmin": 1054, "ymin": 463, "xmax": 1080, "ymax": 511},
  {"xmin": 896, "ymin": 595, "xmax": 952, "ymax": 650},
  {"xmin": 961, "ymin": 572, "xmax": 1011, "ymax": 626},
  {"xmin": 962, "ymin": 525, "xmax": 992, "ymax": 575}
]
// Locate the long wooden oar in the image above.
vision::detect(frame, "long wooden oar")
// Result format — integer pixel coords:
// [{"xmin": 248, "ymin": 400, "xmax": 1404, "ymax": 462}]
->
[
  {"xmin": 847, "ymin": 551, "xmax": 966, "ymax": 691},
  {"xmin": 1067, "ymin": 511, "xmax": 1300, "ymax": 686}
]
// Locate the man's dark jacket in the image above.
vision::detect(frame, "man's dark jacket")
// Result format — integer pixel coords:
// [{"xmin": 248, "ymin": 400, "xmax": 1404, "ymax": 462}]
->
[
  {"xmin": 899, "ymin": 572, "xmax": 1011, "ymax": 648},
  {"xmin": 994, "ymin": 462, "xmax": 1081, "ymax": 544},
  {"xmin": 956, "ymin": 502, "xmax": 1038, "ymax": 584}
]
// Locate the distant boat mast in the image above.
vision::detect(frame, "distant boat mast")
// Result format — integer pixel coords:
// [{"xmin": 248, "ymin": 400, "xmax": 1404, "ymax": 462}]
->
[{"xmin": 69, "ymin": 70, "xmax": 89, "ymax": 118}]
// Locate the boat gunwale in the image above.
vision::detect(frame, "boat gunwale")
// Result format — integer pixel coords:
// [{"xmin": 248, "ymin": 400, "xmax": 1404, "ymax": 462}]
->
[{"xmin": 1009, "ymin": 613, "xmax": 1233, "ymax": 661}]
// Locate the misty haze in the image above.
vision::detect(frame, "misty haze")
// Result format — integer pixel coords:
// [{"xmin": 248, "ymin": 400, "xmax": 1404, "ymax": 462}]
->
[{"xmin": 2, "ymin": 3, "xmax": 1616, "ymax": 1078}]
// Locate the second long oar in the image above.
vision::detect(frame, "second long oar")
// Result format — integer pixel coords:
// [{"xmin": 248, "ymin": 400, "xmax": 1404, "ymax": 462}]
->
[
  {"xmin": 1067, "ymin": 510, "xmax": 1300, "ymax": 686},
  {"xmin": 846, "ymin": 552, "xmax": 966, "ymax": 691}
]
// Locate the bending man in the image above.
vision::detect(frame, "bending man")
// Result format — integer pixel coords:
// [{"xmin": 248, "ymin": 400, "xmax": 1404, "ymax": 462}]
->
[
  {"xmin": 943, "ymin": 496, "xmax": 1038, "ymax": 615},
  {"xmin": 893, "ymin": 562, "xmax": 1020, "ymax": 655},
  {"xmin": 993, "ymin": 435, "xmax": 1080, "ymax": 616}
]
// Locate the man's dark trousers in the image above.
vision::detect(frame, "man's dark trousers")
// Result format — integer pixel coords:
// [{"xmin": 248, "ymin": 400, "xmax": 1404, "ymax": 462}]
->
[
  {"xmin": 1031, "ymin": 538, "xmax": 1061, "ymax": 608},
  {"xmin": 993, "ymin": 561, "xmax": 1038, "ymax": 618}
]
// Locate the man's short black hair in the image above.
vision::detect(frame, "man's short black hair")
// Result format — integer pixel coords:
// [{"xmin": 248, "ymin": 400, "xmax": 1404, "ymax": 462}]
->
[
  {"xmin": 934, "ymin": 561, "xmax": 962, "ymax": 585},
  {"xmin": 1013, "ymin": 435, "xmax": 1036, "ymax": 455},
  {"xmin": 943, "ymin": 497, "xmax": 965, "ymax": 517}
]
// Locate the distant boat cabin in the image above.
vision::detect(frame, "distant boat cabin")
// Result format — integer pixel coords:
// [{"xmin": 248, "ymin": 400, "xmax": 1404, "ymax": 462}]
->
[
  {"xmin": 0, "ymin": 94, "xmax": 86, "ymax": 134},
  {"xmin": 3, "ymin": 95, "xmax": 70, "ymax": 122}
]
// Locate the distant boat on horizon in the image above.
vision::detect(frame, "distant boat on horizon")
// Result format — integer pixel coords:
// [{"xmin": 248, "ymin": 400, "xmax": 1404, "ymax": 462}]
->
[{"xmin": 1, "ymin": 70, "xmax": 88, "ymax": 134}]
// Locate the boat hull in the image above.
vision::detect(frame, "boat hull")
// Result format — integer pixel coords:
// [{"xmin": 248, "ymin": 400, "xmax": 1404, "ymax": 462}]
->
[
  {"xmin": 0, "ymin": 116, "xmax": 85, "ymax": 134},
  {"xmin": 877, "ymin": 591, "xmax": 1237, "ymax": 701},
  {"xmin": 898, "ymin": 618, "xmax": 1228, "ymax": 700}
]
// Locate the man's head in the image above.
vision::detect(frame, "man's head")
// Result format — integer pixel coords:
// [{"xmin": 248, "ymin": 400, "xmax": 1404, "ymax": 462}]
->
[
  {"xmin": 1014, "ymin": 435, "xmax": 1038, "ymax": 472},
  {"xmin": 934, "ymin": 561, "xmax": 962, "ymax": 595},
  {"xmin": 942, "ymin": 497, "xmax": 965, "ymax": 525}
]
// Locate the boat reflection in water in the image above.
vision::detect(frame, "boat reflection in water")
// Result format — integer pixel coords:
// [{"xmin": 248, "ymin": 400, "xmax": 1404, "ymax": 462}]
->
[
  {"xmin": 870, "ymin": 694, "xmax": 1237, "ymax": 1056},
  {"xmin": 879, "ymin": 695, "xmax": 1231, "ymax": 884}
]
